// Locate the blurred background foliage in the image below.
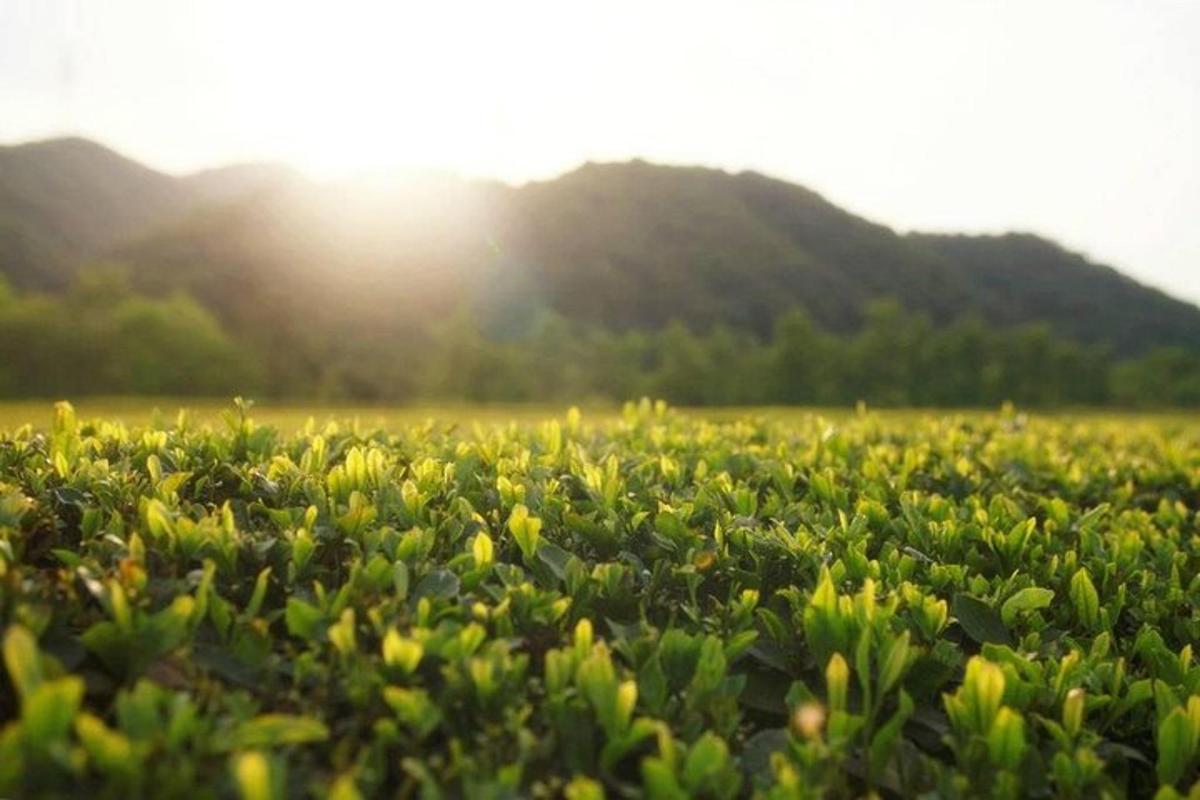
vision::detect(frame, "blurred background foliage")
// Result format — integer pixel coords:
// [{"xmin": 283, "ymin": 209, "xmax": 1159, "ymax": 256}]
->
[{"xmin": 0, "ymin": 268, "xmax": 1195, "ymax": 407}]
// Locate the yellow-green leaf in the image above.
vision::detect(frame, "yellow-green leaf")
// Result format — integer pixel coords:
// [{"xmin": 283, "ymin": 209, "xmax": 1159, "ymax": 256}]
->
[
  {"xmin": 2, "ymin": 625, "xmax": 42, "ymax": 702},
  {"xmin": 228, "ymin": 714, "xmax": 329, "ymax": 750},
  {"xmin": 1069, "ymin": 569, "xmax": 1101, "ymax": 630}
]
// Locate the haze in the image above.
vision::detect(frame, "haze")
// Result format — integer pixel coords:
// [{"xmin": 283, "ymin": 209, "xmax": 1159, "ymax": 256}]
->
[{"xmin": 2, "ymin": 0, "xmax": 1198, "ymax": 305}]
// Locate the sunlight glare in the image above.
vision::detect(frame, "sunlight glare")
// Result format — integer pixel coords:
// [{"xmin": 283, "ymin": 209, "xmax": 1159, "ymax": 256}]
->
[{"xmin": 217, "ymin": 1, "xmax": 598, "ymax": 181}]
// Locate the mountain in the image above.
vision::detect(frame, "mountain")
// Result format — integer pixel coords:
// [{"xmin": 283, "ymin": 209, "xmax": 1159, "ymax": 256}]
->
[
  {"xmin": 2, "ymin": 137, "xmax": 1198, "ymax": 356},
  {"xmin": 0, "ymin": 138, "xmax": 191, "ymax": 287},
  {"xmin": 117, "ymin": 159, "xmax": 1200, "ymax": 355},
  {"xmin": 488, "ymin": 163, "xmax": 1200, "ymax": 352},
  {"xmin": 179, "ymin": 162, "xmax": 303, "ymax": 204},
  {"xmin": 0, "ymin": 138, "xmax": 301, "ymax": 289},
  {"xmin": 909, "ymin": 232, "xmax": 1200, "ymax": 357},
  {"xmin": 491, "ymin": 161, "xmax": 977, "ymax": 335}
]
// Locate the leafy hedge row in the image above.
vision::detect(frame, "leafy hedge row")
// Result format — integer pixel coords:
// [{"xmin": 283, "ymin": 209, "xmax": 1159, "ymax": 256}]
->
[{"xmin": 0, "ymin": 401, "xmax": 1198, "ymax": 798}]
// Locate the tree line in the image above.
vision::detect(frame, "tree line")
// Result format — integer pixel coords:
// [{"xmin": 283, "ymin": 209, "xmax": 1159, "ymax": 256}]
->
[{"xmin": 0, "ymin": 272, "xmax": 1196, "ymax": 407}]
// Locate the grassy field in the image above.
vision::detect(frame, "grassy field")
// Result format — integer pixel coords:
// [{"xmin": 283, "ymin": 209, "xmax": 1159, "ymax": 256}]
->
[{"xmin": 1, "ymin": 401, "xmax": 1198, "ymax": 797}]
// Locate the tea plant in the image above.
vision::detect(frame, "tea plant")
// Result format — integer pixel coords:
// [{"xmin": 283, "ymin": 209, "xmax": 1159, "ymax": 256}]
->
[{"xmin": 0, "ymin": 400, "xmax": 1198, "ymax": 798}]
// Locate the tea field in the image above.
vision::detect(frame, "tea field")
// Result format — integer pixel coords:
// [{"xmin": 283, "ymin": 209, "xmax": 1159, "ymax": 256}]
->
[{"xmin": 1, "ymin": 400, "xmax": 1198, "ymax": 798}]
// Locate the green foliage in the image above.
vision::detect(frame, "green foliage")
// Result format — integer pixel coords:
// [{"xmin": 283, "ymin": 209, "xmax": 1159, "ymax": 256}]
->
[
  {"xmin": 0, "ymin": 401, "xmax": 1198, "ymax": 797},
  {"xmin": 0, "ymin": 264, "xmax": 1197, "ymax": 405},
  {"xmin": 0, "ymin": 268, "xmax": 259, "ymax": 397},
  {"xmin": 355, "ymin": 301, "xmax": 1198, "ymax": 407}
]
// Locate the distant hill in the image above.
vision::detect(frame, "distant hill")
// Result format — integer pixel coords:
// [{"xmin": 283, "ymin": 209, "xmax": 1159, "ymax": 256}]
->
[
  {"xmin": 489, "ymin": 163, "xmax": 1200, "ymax": 353},
  {"xmin": 179, "ymin": 162, "xmax": 302, "ymax": 204},
  {"xmin": 908, "ymin": 231, "xmax": 1200, "ymax": 357},
  {"xmin": 0, "ymin": 138, "xmax": 190, "ymax": 287},
  {"xmin": 0, "ymin": 138, "xmax": 299, "ymax": 288},
  {"xmin": 3, "ymin": 137, "xmax": 1198, "ymax": 355},
  {"xmin": 491, "ymin": 162, "xmax": 976, "ymax": 335}
]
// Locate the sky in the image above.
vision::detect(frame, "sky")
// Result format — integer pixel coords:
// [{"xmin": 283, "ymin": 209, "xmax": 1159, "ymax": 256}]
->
[{"xmin": 2, "ymin": 0, "xmax": 1199, "ymax": 306}]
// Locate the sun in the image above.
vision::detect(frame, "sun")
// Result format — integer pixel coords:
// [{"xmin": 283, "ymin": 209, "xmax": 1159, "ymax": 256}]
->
[{"xmin": 214, "ymin": 1, "xmax": 590, "ymax": 182}]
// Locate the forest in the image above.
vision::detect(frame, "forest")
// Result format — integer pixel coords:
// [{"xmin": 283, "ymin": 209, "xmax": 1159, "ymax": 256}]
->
[{"xmin": 1, "ymin": 270, "xmax": 1196, "ymax": 407}]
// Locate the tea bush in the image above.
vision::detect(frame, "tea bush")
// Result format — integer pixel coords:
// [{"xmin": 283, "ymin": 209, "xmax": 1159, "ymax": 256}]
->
[{"xmin": 1, "ymin": 400, "xmax": 1198, "ymax": 798}]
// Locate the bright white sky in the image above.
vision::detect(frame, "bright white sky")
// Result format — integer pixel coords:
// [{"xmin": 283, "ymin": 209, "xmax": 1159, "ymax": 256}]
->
[{"xmin": 2, "ymin": 0, "xmax": 1198, "ymax": 305}]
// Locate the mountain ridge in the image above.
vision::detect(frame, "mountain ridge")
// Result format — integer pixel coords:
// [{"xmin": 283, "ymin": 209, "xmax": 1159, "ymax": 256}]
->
[
  {"xmin": 1, "ymin": 136, "xmax": 1197, "ymax": 356},
  {"xmin": 0, "ymin": 137, "xmax": 302, "ymax": 288}
]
